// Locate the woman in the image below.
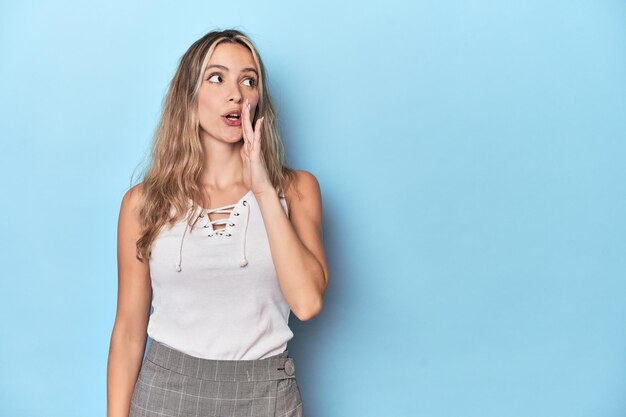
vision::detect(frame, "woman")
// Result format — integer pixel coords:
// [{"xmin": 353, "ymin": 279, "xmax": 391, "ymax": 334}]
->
[{"xmin": 107, "ymin": 29, "xmax": 329, "ymax": 417}]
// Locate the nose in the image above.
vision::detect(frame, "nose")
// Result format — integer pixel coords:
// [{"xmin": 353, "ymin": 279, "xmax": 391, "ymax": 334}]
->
[{"xmin": 228, "ymin": 82, "xmax": 242, "ymax": 103}]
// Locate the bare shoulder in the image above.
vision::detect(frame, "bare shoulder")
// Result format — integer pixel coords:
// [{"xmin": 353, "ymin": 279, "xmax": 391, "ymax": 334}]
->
[
  {"xmin": 118, "ymin": 182, "xmax": 146, "ymax": 251},
  {"xmin": 121, "ymin": 182, "xmax": 146, "ymax": 213},
  {"xmin": 283, "ymin": 169, "xmax": 324, "ymax": 231},
  {"xmin": 285, "ymin": 169, "xmax": 322, "ymax": 210}
]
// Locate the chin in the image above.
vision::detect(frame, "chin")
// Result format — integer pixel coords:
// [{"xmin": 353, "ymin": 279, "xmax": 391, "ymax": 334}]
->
[{"xmin": 225, "ymin": 134, "xmax": 243, "ymax": 143}]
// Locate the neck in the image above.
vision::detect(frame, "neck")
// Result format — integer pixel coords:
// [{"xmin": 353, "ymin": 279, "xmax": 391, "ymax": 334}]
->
[{"xmin": 200, "ymin": 138, "xmax": 245, "ymax": 189}]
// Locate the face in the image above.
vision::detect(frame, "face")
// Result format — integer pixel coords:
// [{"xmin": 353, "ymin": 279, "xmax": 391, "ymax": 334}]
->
[{"xmin": 196, "ymin": 42, "xmax": 260, "ymax": 143}]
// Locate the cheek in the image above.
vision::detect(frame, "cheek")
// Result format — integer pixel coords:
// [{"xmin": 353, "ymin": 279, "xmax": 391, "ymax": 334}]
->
[
  {"xmin": 198, "ymin": 95, "xmax": 215, "ymax": 115},
  {"xmin": 197, "ymin": 88, "xmax": 222, "ymax": 114},
  {"xmin": 244, "ymin": 89, "xmax": 259, "ymax": 106},
  {"xmin": 196, "ymin": 94, "xmax": 222, "ymax": 133},
  {"xmin": 249, "ymin": 96, "xmax": 260, "ymax": 117}
]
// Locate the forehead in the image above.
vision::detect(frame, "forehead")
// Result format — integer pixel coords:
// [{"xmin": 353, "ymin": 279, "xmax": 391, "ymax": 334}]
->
[{"xmin": 206, "ymin": 42, "xmax": 257, "ymax": 70}]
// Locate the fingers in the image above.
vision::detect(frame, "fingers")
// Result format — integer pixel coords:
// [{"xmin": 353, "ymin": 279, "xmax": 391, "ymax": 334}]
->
[
  {"xmin": 242, "ymin": 99, "xmax": 254, "ymax": 149},
  {"xmin": 242, "ymin": 99, "xmax": 264, "ymax": 154},
  {"xmin": 254, "ymin": 117, "xmax": 264, "ymax": 148}
]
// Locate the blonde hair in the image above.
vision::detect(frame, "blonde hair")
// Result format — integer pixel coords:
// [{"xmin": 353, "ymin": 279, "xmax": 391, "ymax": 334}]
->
[{"xmin": 132, "ymin": 29, "xmax": 297, "ymax": 261}]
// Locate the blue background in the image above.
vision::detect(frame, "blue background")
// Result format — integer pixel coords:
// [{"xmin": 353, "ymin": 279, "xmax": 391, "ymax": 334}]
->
[{"xmin": 1, "ymin": 1, "xmax": 625, "ymax": 416}]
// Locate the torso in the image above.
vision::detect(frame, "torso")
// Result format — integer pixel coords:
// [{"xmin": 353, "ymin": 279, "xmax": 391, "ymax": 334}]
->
[{"xmin": 146, "ymin": 184, "xmax": 294, "ymax": 360}]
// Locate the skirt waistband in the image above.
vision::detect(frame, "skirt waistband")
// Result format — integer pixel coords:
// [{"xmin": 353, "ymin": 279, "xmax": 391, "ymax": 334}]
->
[{"xmin": 145, "ymin": 339, "xmax": 297, "ymax": 382}]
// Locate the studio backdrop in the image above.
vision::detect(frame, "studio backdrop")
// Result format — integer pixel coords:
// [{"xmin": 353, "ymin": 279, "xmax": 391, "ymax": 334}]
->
[{"xmin": 0, "ymin": 1, "xmax": 625, "ymax": 416}]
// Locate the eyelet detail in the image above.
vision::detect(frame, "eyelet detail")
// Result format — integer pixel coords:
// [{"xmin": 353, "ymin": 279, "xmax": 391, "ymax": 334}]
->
[
  {"xmin": 233, "ymin": 212, "xmax": 239, "ymax": 216},
  {"xmin": 225, "ymin": 233, "xmax": 232, "ymax": 237},
  {"xmin": 242, "ymin": 201, "xmax": 248, "ymax": 206},
  {"xmin": 229, "ymin": 223, "xmax": 235, "ymax": 226}
]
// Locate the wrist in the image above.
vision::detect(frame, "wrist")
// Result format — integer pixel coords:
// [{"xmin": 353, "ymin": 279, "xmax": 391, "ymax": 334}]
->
[{"xmin": 253, "ymin": 185, "xmax": 277, "ymax": 201}]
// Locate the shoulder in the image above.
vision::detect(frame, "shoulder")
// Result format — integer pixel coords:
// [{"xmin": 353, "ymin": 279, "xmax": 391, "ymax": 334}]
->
[
  {"xmin": 284, "ymin": 169, "xmax": 321, "ymax": 201},
  {"xmin": 123, "ymin": 182, "xmax": 145, "ymax": 205},
  {"xmin": 119, "ymin": 182, "xmax": 146, "ymax": 221},
  {"xmin": 284, "ymin": 170, "xmax": 322, "ymax": 220}
]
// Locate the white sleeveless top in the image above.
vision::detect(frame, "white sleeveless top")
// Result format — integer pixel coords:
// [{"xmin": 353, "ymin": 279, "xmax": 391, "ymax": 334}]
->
[{"xmin": 147, "ymin": 190, "xmax": 294, "ymax": 360}]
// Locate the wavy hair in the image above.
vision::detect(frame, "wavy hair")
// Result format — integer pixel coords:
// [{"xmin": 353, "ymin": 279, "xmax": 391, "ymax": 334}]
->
[{"xmin": 132, "ymin": 29, "xmax": 297, "ymax": 261}]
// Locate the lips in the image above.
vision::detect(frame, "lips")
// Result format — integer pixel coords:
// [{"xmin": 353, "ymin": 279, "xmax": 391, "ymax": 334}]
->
[{"xmin": 223, "ymin": 109, "xmax": 242, "ymax": 127}]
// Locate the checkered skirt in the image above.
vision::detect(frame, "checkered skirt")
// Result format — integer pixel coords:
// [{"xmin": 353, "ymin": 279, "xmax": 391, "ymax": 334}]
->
[{"xmin": 129, "ymin": 339, "xmax": 304, "ymax": 417}]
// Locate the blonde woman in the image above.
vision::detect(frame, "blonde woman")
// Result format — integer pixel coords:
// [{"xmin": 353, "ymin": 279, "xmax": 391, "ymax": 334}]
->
[{"xmin": 106, "ymin": 29, "xmax": 329, "ymax": 417}]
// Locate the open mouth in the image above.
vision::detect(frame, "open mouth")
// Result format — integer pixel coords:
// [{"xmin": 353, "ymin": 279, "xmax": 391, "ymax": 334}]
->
[{"xmin": 223, "ymin": 113, "xmax": 242, "ymax": 126}]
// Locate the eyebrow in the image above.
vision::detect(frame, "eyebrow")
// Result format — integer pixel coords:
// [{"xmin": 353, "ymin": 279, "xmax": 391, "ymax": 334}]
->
[{"xmin": 205, "ymin": 64, "xmax": 258, "ymax": 76}]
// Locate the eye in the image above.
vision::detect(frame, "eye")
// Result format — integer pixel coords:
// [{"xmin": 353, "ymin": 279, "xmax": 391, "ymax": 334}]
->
[
  {"xmin": 207, "ymin": 74, "xmax": 222, "ymax": 83},
  {"xmin": 243, "ymin": 77, "xmax": 257, "ymax": 87}
]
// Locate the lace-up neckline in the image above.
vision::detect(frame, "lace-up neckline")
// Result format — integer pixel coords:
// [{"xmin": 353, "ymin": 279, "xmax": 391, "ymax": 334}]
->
[
  {"xmin": 176, "ymin": 190, "xmax": 253, "ymax": 271},
  {"xmin": 198, "ymin": 190, "xmax": 253, "ymax": 236}
]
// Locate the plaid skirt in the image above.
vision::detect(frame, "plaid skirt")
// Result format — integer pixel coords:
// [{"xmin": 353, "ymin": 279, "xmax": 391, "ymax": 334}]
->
[{"xmin": 129, "ymin": 339, "xmax": 304, "ymax": 417}]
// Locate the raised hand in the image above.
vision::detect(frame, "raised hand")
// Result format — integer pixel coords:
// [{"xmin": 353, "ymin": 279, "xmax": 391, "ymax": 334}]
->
[{"xmin": 240, "ymin": 98, "xmax": 273, "ymax": 196}]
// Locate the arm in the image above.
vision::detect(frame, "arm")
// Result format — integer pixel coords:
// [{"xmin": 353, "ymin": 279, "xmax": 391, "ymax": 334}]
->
[
  {"xmin": 107, "ymin": 184, "xmax": 152, "ymax": 417},
  {"xmin": 255, "ymin": 170, "xmax": 330, "ymax": 321}
]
